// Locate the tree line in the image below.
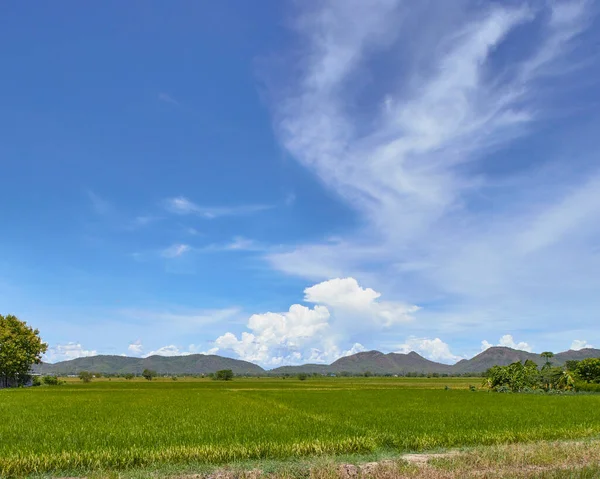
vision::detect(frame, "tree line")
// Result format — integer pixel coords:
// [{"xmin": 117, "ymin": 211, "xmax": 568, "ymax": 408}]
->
[{"xmin": 484, "ymin": 352, "xmax": 600, "ymax": 393}]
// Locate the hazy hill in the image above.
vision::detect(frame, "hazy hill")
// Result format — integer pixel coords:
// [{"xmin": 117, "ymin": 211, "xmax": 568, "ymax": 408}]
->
[
  {"xmin": 273, "ymin": 347, "xmax": 600, "ymax": 375},
  {"xmin": 36, "ymin": 347, "xmax": 600, "ymax": 376},
  {"xmin": 451, "ymin": 347, "xmax": 542, "ymax": 374},
  {"xmin": 35, "ymin": 354, "xmax": 265, "ymax": 375}
]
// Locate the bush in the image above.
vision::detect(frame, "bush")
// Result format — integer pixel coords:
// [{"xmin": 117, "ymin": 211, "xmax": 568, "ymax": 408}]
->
[
  {"xmin": 575, "ymin": 381, "xmax": 600, "ymax": 393},
  {"xmin": 469, "ymin": 385, "xmax": 476, "ymax": 392},
  {"xmin": 31, "ymin": 376, "xmax": 42, "ymax": 387},
  {"xmin": 42, "ymin": 375, "xmax": 61, "ymax": 386},
  {"xmin": 575, "ymin": 358, "xmax": 600, "ymax": 384},
  {"xmin": 124, "ymin": 373, "xmax": 135, "ymax": 380},
  {"xmin": 297, "ymin": 373, "xmax": 308, "ymax": 381},
  {"xmin": 214, "ymin": 369, "xmax": 234, "ymax": 381},
  {"xmin": 78, "ymin": 371, "xmax": 93, "ymax": 383},
  {"xmin": 142, "ymin": 369, "xmax": 157, "ymax": 381}
]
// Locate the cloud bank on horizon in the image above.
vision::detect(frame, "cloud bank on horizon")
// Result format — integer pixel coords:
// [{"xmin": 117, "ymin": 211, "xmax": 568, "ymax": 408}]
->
[{"xmin": 1, "ymin": 1, "xmax": 599, "ymax": 366}]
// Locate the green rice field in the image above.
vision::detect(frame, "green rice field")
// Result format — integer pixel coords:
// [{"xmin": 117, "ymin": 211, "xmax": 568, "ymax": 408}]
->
[{"xmin": 2, "ymin": 377, "xmax": 600, "ymax": 476}]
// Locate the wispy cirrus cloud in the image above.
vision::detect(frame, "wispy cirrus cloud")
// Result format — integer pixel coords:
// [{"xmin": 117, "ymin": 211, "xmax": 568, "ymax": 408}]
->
[
  {"xmin": 265, "ymin": 0, "xmax": 599, "ymax": 339},
  {"xmin": 158, "ymin": 92, "xmax": 181, "ymax": 107},
  {"xmin": 161, "ymin": 243, "xmax": 191, "ymax": 258},
  {"xmin": 164, "ymin": 196, "xmax": 272, "ymax": 219},
  {"xmin": 86, "ymin": 190, "xmax": 111, "ymax": 215}
]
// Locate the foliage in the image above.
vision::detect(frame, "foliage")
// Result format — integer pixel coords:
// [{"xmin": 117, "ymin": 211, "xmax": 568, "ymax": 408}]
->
[
  {"xmin": 574, "ymin": 358, "xmax": 600, "ymax": 383},
  {"xmin": 574, "ymin": 381, "xmax": 600, "ymax": 393},
  {"xmin": 297, "ymin": 373, "xmax": 308, "ymax": 381},
  {"xmin": 0, "ymin": 314, "xmax": 47, "ymax": 387},
  {"xmin": 484, "ymin": 361, "xmax": 575, "ymax": 393},
  {"xmin": 142, "ymin": 369, "xmax": 157, "ymax": 381},
  {"xmin": 214, "ymin": 369, "xmax": 234, "ymax": 381},
  {"xmin": 1, "ymin": 378, "xmax": 600, "ymax": 476},
  {"xmin": 78, "ymin": 371, "xmax": 93, "ymax": 383},
  {"xmin": 541, "ymin": 351, "xmax": 554, "ymax": 368},
  {"xmin": 42, "ymin": 375, "xmax": 61, "ymax": 386},
  {"xmin": 565, "ymin": 360, "xmax": 580, "ymax": 372},
  {"xmin": 124, "ymin": 373, "xmax": 135, "ymax": 380},
  {"xmin": 31, "ymin": 376, "xmax": 42, "ymax": 387}
]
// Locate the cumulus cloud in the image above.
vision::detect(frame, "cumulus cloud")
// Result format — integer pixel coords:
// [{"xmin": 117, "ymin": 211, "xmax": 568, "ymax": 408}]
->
[
  {"xmin": 128, "ymin": 340, "xmax": 143, "ymax": 356},
  {"xmin": 265, "ymin": 0, "xmax": 599, "ymax": 341},
  {"xmin": 44, "ymin": 343, "xmax": 98, "ymax": 363},
  {"xmin": 397, "ymin": 337, "xmax": 463, "ymax": 364},
  {"xmin": 481, "ymin": 335, "xmax": 532, "ymax": 352},
  {"xmin": 304, "ymin": 278, "xmax": 418, "ymax": 326},
  {"xmin": 145, "ymin": 345, "xmax": 191, "ymax": 357},
  {"xmin": 571, "ymin": 339, "xmax": 594, "ymax": 350},
  {"xmin": 209, "ymin": 277, "xmax": 417, "ymax": 366}
]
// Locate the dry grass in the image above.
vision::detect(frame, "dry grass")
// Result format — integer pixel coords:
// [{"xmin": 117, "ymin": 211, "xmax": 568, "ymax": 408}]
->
[
  {"xmin": 52, "ymin": 440, "xmax": 600, "ymax": 479},
  {"xmin": 167, "ymin": 440, "xmax": 600, "ymax": 479}
]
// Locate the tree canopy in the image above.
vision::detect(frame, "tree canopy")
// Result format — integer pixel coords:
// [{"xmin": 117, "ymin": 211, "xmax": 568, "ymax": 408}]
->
[
  {"xmin": 214, "ymin": 369, "xmax": 234, "ymax": 381},
  {"xmin": 142, "ymin": 369, "xmax": 157, "ymax": 381},
  {"xmin": 0, "ymin": 314, "xmax": 47, "ymax": 387}
]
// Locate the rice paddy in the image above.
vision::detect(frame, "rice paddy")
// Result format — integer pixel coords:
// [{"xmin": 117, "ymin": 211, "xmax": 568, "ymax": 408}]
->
[{"xmin": 1, "ymin": 377, "xmax": 600, "ymax": 477}]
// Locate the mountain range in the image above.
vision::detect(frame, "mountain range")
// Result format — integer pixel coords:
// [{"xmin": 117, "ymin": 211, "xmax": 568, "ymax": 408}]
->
[{"xmin": 36, "ymin": 347, "xmax": 600, "ymax": 376}]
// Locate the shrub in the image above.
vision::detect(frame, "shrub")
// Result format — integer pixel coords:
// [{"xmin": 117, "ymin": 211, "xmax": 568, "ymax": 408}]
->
[
  {"xmin": 42, "ymin": 376, "xmax": 61, "ymax": 386},
  {"xmin": 124, "ymin": 373, "xmax": 135, "ymax": 380},
  {"xmin": 31, "ymin": 376, "xmax": 42, "ymax": 387},
  {"xmin": 142, "ymin": 369, "xmax": 157, "ymax": 381},
  {"xmin": 574, "ymin": 381, "xmax": 600, "ymax": 393},
  {"xmin": 575, "ymin": 358, "xmax": 600, "ymax": 384},
  {"xmin": 78, "ymin": 371, "xmax": 93, "ymax": 383},
  {"xmin": 469, "ymin": 385, "xmax": 476, "ymax": 392},
  {"xmin": 297, "ymin": 373, "xmax": 308, "ymax": 381},
  {"xmin": 214, "ymin": 369, "xmax": 234, "ymax": 381}
]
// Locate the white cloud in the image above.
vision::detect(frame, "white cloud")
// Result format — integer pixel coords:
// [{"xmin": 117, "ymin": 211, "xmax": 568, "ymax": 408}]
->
[
  {"xmin": 209, "ymin": 277, "xmax": 417, "ymax": 366},
  {"xmin": 44, "ymin": 343, "xmax": 98, "ymax": 363},
  {"xmin": 397, "ymin": 337, "xmax": 463, "ymax": 364},
  {"xmin": 304, "ymin": 277, "xmax": 418, "ymax": 326},
  {"xmin": 164, "ymin": 196, "xmax": 271, "ymax": 219},
  {"xmin": 342, "ymin": 342, "xmax": 366, "ymax": 357},
  {"xmin": 128, "ymin": 340, "xmax": 143, "ymax": 356},
  {"xmin": 481, "ymin": 335, "xmax": 532, "ymax": 352},
  {"xmin": 571, "ymin": 339, "xmax": 594, "ymax": 351},
  {"xmin": 161, "ymin": 243, "xmax": 191, "ymax": 258},
  {"xmin": 145, "ymin": 345, "xmax": 192, "ymax": 357},
  {"xmin": 264, "ymin": 0, "xmax": 598, "ymax": 341}
]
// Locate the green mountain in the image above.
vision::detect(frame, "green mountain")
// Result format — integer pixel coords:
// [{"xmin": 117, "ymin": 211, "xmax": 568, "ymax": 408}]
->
[
  {"xmin": 35, "ymin": 347, "xmax": 600, "ymax": 376},
  {"xmin": 273, "ymin": 347, "xmax": 600, "ymax": 375},
  {"xmin": 35, "ymin": 354, "xmax": 265, "ymax": 375}
]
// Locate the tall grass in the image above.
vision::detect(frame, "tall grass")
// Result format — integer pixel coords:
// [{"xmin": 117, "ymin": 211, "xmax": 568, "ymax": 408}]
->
[{"xmin": 1, "ymin": 378, "xmax": 599, "ymax": 476}]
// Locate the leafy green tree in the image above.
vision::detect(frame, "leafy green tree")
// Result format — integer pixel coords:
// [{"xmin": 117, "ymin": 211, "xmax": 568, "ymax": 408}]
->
[
  {"xmin": 142, "ymin": 369, "xmax": 157, "ymax": 381},
  {"xmin": 124, "ymin": 373, "xmax": 135, "ymax": 380},
  {"xmin": 214, "ymin": 369, "xmax": 234, "ymax": 381},
  {"xmin": 575, "ymin": 358, "xmax": 600, "ymax": 383},
  {"xmin": 297, "ymin": 373, "xmax": 308, "ymax": 381},
  {"xmin": 78, "ymin": 371, "xmax": 93, "ymax": 383},
  {"xmin": 484, "ymin": 361, "xmax": 539, "ymax": 392},
  {"xmin": 541, "ymin": 352, "xmax": 554, "ymax": 369},
  {"xmin": 565, "ymin": 360, "xmax": 580, "ymax": 372},
  {"xmin": 0, "ymin": 314, "xmax": 47, "ymax": 387},
  {"xmin": 42, "ymin": 375, "xmax": 61, "ymax": 386}
]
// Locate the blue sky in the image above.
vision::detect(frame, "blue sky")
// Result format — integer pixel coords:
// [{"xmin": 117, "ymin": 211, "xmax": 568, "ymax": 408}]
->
[{"xmin": 1, "ymin": 1, "xmax": 599, "ymax": 366}]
